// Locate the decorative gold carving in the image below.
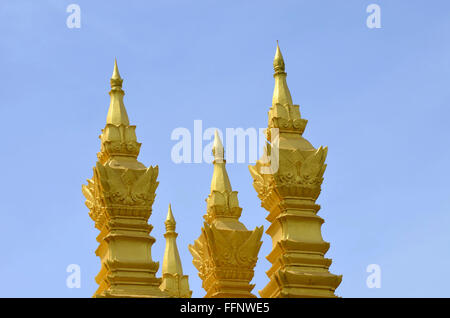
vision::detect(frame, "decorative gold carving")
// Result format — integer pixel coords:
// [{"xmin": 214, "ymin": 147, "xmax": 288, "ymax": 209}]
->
[{"xmin": 204, "ymin": 190, "xmax": 242, "ymax": 224}]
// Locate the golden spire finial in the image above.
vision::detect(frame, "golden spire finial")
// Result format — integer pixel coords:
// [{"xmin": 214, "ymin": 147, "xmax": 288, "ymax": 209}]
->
[
  {"xmin": 212, "ymin": 130, "xmax": 225, "ymax": 162},
  {"xmin": 210, "ymin": 130, "xmax": 232, "ymax": 192},
  {"xmin": 165, "ymin": 203, "xmax": 176, "ymax": 232},
  {"xmin": 160, "ymin": 204, "xmax": 192, "ymax": 298},
  {"xmin": 106, "ymin": 58, "xmax": 130, "ymax": 125},
  {"xmin": 272, "ymin": 42, "xmax": 293, "ymax": 106},
  {"xmin": 111, "ymin": 58, "xmax": 121, "ymax": 80},
  {"xmin": 273, "ymin": 40, "xmax": 285, "ymax": 73}
]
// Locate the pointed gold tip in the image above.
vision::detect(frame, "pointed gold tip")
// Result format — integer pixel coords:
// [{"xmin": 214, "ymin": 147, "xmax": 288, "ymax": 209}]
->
[
  {"xmin": 272, "ymin": 42, "xmax": 293, "ymax": 105},
  {"xmin": 273, "ymin": 41, "xmax": 285, "ymax": 73},
  {"xmin": 213, "ymin": 130, "xmax": 223, "ymax": 150},
  {"xmin": 166, "ymin": 204, "xmax": 176, "ymax": 224},
  {"xmin": 107, "ymin": 58, "xmax": 128, "ymax": 125},
  {"xmin": 210, "ymin": 129, "xmax": 232, "ymax": 192},
  {"xmin": 112, "ymin": 58, "xmax": 122, "ymax": 80},
  {"xmin": 212, "ymin": 130, "xmax": 225, "ymax": 161}
]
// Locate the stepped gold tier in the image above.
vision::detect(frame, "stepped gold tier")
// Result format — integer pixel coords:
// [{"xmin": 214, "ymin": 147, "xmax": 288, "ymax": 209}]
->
[
  {"xmin": 248, "ymin": 43, "xmax": 342, "ymax": 298},
  {"xmin": 189, "ymin": 131, "xmax": 264, "ymax": 298},
  {"xmin": 82, "ymin": 60, "xmax": 170, "ymax": 298}
]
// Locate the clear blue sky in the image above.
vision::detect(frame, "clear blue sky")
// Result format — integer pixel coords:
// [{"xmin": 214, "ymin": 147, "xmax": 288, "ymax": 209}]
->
[{"xmin": 1, "ymin": 0, "xmax": 450, "ymax": 297}]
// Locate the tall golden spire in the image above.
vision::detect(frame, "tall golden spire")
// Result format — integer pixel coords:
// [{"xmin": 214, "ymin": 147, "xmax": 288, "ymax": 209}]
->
[
  {"xmin": 106, "ymin": 59, "xmax": 130, "ymax": 126},
  {"xmin": 160, "ymin": 204, "xmax": 192, "ymax": 298},
  {"xmin": 82, "ymin": 60, "xmax": 167, "ymax": 298},
  {"xmin": 272, "ymin": 41, "xmax": 293, "ymax": 106},
  {"xmin": 249, "ymin": 43, "xmax": 342, "ymax": 298},
  {"xmin": 189, "ymin": 131, "xmax": 263, "ymax": 298}
]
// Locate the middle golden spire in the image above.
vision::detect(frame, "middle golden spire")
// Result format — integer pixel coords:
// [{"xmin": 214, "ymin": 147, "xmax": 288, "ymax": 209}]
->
[{"xmin": 189, "ymin": 131, "xmax": 264, "ymax": 298}]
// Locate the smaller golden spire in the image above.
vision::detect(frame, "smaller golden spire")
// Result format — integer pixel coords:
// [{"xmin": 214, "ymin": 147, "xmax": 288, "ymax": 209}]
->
[
  {"xmin": 160, "ymin": 204, "xmax": 192, "ymax": 298},
  {"xmin": 106, "ymin": 59, "xmax": 130, "ymax": 125},
  {"xmin": 210, "ymin": 130, "xmax": 232, "ymax": 192},
  {"xmin": 272, "ymin": 42, "xmax": 293, "ymax": 106},
  {"xmin": 162, "ymin": 204, "xmax": 183, "ymax": 276}
]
